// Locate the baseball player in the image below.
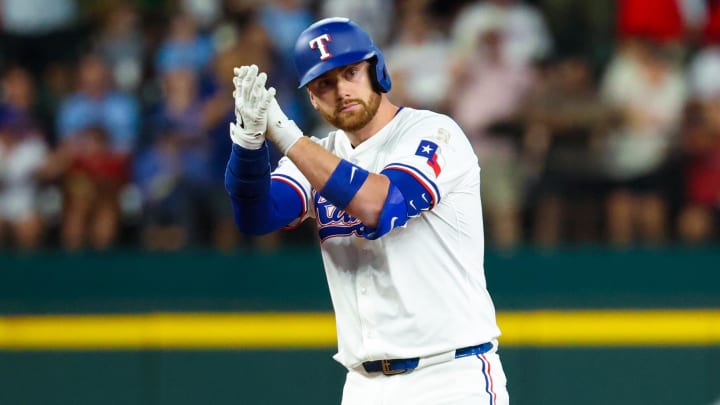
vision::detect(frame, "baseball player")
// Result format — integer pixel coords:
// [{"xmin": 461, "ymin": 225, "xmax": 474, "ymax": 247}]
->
[{"xmin": 225, "ymin": 17, "xmax": 509, "ymax": 404}]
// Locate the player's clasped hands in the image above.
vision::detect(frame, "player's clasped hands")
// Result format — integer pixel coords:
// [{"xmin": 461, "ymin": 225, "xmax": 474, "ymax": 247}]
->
[
  {"xmin": 230, "ymin": 64, "xmax": 304, "ymax": 155},
  {"xmin": 229, "ymin": 64, "xmax": 275, "ymax": 150}
]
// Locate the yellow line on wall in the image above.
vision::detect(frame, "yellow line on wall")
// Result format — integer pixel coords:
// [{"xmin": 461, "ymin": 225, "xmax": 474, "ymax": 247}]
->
[
  {"xmin": 0, "ymin": 310, "xmax": 718, "ymax": 350},
  {"xmin": 0, "ymin": 313, "xmax": 337, "ymax": 350},
  {"xmin": 498, "ymin": 309, "xmax": 720, "ymax": 346}
]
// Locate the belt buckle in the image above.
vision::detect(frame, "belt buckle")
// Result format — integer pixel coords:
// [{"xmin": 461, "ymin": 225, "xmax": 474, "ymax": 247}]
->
[{"xmin": 381, "ymin": 359, "xmax": 407, "ymax": 376}]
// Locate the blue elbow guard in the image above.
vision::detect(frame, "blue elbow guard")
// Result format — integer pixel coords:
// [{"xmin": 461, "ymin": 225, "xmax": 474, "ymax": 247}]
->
[{"xmin": 360, "ymin": 183, "xmax": 409, "ymax": 240}]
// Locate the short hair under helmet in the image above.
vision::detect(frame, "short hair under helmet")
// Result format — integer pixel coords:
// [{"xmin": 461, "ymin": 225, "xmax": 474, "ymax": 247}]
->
[{"xmin": 293, "ymin": 17, "xmax": 392, "ymax": 92}]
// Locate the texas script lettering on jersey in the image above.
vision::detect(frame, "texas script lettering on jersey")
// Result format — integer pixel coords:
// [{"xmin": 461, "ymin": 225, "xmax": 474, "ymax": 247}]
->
[{"xmin": 315, "ymin": 193, "xmax": 364, "ymax": 241}]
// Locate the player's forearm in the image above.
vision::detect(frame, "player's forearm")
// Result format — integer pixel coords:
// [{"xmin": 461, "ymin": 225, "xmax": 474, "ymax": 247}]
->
[{"xmin": 287, "ymin": 137, "xmax": 389, "ymax": 227}]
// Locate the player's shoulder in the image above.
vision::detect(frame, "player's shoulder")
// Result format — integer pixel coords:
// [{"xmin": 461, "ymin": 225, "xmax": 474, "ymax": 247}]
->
[
  {"xmin": 396, "ymin": 107, "xmax": 463, "ymax": 132},
  {"xmin": 309, "ymin": 131, "xmax": 339, "ymax": 148},
  {"xmin": 397, "ymin": 107, "xmax": 455, "ymax": 123},
  {"xmin": 394, "ymin": 107, "xmax": 468, "ymax": 145}
]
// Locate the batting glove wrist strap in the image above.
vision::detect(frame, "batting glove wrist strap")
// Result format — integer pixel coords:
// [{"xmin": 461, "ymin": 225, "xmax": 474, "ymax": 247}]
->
[
  {"xmin": 269, "ymin": 119, "xmax": 303, "ymax": 155},
  {"xmin": 267, "ymin": 97, "xmax": 303, "ymax": 155},
  {"xmin": 230, "ymin": 122, "xmax": 265, "ymax": 150}
]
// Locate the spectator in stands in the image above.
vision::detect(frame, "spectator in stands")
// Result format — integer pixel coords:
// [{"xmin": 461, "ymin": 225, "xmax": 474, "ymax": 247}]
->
[
  {"xmin": 148, "ymin": 69, "xmax": 206, "ymax": 142},
  {"xmin": 0, "ymin": 106, "xmax": 49, "ymax": 250},
  {"xmin": 94, "ymin": 4, "xmax": 145, "ymax": 93},
  {"xmin": 678, "ymin": 13, "xmax": 720, "ymax": 243},
  {"xmin": 599, "ymin": 39, "xmax": 687, "ymax": 245},
  {"xmin": 676, "ymin": 99, "xmax": 720, "ymax": 243},
  {"xmin": 448, "ymin": 18, "xmax": 537, "ymax": 249},
  {"xmin": 1, "ymin": 65, "xmax": 41, "ymax": 129},
  {"xmin": 523, "ymin": 56, "xmax": 607, "ymax": 246},
  {"xmin": 451, "ymin": 0, "xmax": 553, "ymax": 67},
  {"xmin": 57, "ymin": 53, "xmax": 140, "ymax": 155},
  {"xmin": 54, "ymin": 126, "xmax": 129, "ymax": 250},
  {"xmin": 384, "ymin": 6, "xmax": 453, "ymax": 111},
  {"xmin": 143, "ymin": 68, "xmax": 215, "ymax": 247},
  {"xmin": 155, "ymin": 13, "xmax": 215, "ymax": 76},
  {"xmin": 134, "ymin": 125, "xmax": 190, "ymax": 251}
]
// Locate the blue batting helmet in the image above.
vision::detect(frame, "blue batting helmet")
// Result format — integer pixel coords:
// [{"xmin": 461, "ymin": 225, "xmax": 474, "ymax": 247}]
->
[{"xmin": 293, "ymin": 17, "xmax": 392, "ymax": 92}]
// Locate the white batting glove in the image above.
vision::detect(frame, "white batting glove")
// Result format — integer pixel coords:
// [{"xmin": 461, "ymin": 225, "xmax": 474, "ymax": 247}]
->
[
  {"xmin": 232, "ymin": 65, "xmax": 251, "ymax": 121},
  {"xmin": 267, "ymin": 97, "xmax": 303, "ymax": 155},
  {"xmin": 229, "ymin": 65, "xmax": 275, "ymax": 150}
]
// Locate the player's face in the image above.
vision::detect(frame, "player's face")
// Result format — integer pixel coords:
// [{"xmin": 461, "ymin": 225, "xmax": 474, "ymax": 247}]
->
[{"xmin": 307, "ymin": 62, "xmax": 381, "ymax": 132}]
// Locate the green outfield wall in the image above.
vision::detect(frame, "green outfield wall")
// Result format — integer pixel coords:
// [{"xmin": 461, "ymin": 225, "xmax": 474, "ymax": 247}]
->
[{"xmin": 0, "ymin": 247, "xmax": 719, "ymax": 405}]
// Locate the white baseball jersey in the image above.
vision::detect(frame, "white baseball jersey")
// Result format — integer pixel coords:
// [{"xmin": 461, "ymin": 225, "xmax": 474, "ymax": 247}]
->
[{"xmin": 272, "ymin": 107, "xmax": 501, "ymax": 369}]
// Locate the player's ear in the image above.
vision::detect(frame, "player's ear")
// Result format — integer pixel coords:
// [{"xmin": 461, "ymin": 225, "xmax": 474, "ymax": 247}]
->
[{"xmin": 307, "ymin": 88, "xmax": 319, "ymax": 110}]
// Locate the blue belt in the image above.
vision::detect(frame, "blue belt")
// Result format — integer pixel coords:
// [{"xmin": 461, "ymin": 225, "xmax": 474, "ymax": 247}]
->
[{"xmin": 361, "ymin": 342, "xmax": 493, "ymax": 376}]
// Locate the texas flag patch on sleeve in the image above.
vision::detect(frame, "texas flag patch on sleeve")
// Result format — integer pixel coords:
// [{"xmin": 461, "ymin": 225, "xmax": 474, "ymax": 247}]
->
[{"xmin": 415, "ymin": 140, "xmax": 442, "ymax": 177}]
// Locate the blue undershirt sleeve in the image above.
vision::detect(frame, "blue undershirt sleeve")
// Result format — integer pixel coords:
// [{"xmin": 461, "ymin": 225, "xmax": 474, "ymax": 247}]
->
[{"xmin": 225, "ymin": 144, "xmax": 304, "ymax": 235}]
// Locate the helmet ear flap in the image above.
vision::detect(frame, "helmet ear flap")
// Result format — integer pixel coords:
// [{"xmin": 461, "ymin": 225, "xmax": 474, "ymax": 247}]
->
[{"xmin": 370, "ymin": 53, "xmax": 392, "ymax": 93}]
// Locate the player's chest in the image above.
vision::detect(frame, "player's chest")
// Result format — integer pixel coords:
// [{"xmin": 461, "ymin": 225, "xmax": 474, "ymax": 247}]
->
[
  {"xmin": 330, "ymin": 131, "xmax": 397, "ymax": 173},
  {"xmin": 334, "ymin": 147, "xmax": 389, "ymax": 174}
]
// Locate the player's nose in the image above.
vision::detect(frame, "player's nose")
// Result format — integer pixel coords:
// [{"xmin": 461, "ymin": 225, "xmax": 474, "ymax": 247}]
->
[{"xmin": 335, "ymin": 78, "xmax": 353, "ymax": 100}]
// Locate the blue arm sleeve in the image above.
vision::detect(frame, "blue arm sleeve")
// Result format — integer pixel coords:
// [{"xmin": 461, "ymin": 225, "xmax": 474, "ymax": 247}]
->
[{"xmin": 225, "ymin": 144, "xmax": 304, "ymax": 236}]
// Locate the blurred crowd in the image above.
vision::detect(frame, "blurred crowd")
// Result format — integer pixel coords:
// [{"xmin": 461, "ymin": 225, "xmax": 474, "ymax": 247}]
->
[{"xmin": 0, "ymin": 0, "xmax": 718, "ymax": 252}]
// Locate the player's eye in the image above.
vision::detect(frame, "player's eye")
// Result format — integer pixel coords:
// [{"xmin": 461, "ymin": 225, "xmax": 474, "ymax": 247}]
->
[
  {"xmin": 316, "ymin": 78, "xmax": 330, "ymax": 89},
  {"xmin": 346, "ymin": 66, "xmax": 360, "ymax": 78}
]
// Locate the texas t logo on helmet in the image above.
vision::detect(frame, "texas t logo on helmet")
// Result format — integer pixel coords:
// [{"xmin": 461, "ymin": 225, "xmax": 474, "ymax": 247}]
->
[
  {"xmin": 309, "ymin": 33, "xmax": 333, "ymax": 60},
  {"xmin": 293, "ymin": 17, "xmax": 392, "ymax": 92}
]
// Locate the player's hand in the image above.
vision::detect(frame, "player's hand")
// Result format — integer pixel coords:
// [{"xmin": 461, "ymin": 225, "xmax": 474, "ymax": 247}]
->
[
  {"xmin": 229, "ymin": 65, "xmax": 275, "ymax": 150},
  {"xmin": 267, "ymin": 93, "xmax": 303, "ymax": 155}
]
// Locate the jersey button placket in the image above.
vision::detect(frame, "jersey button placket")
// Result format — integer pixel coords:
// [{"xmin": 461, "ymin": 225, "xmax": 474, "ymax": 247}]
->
[{"xmin": 357, "ymin": 271, "xmax": 375, "ymax": 345}]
